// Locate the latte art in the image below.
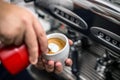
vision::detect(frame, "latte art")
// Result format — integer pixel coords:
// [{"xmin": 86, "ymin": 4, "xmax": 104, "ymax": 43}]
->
[
  {"xmin": 48, "ymin": 43, "xmax": 60, "ymax": 53},
  {"xmin": 48, "ymin": 38, "xmax": 66, "ymax": 54}
]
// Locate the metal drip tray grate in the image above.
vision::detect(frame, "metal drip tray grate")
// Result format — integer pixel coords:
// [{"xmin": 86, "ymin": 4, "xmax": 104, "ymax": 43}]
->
[
  {"xmin": 79, "ymin": 51, "xmax": 105, "ymax": 80},
  {"xmin": 78, "ymin": 46, "xmax": 120, "ymax": 80}
]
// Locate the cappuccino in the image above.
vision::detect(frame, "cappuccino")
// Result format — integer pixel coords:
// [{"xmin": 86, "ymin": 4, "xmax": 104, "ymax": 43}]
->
[
  {"xmin": 44, "ymin": 33, "xmax": 70, "ymax": 65},
  {"xmin": 48, "ymin": 38, "xmax": 66, "ymax": 54}
]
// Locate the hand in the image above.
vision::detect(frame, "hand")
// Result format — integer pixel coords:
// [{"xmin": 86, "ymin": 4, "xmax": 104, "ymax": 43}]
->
[
  {"xmin": 35, "ymin": 39, "xmax": 73, "ymax": 74},
  {"xmin": 0, "ymin": 1, "xmax": 48, "ymax": 64}
]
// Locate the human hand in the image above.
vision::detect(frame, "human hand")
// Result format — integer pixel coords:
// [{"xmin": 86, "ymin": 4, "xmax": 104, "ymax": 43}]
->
[
  {"xmin": 0, "ymin": 1, "xmax": 48, "ymax": 64},
  {"xmin": 35, "ymin": 39, "xmax": 73, "ymax": 74}
]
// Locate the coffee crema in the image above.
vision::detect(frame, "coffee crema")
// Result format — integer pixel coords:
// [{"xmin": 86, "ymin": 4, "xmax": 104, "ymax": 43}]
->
[{"xmin": 47, "ymin": 38, "xmax": 66, "ymax": 54}]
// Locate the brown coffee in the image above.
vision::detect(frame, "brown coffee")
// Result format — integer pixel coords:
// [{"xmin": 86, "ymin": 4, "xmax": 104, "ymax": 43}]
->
[{"xmin": 47, "ymin": 38, "xmax": 66, "ymax": 54}]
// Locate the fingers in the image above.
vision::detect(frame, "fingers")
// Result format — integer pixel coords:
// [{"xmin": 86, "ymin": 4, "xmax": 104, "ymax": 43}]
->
[
  {"xmin": 65, "ymin": 58, "xmax": 73, "ymax": 66},
  {"xmin": 45, "ymin": 61, "xmax": 63, "ymax": 74},
  {"xmin": 35, "ymin": 57, "xmax": 45, "ymax": 70},
  {"xmin": 45, "ymin": 60, "xmax": 54, "ymax": 72},
  {"xmin": 33, "ymin": 17, "xmax": 48, "ymax": 53},
  {"xmin": 35, "ymin": 58, "xmax": 64, "ymax": 74},
  {"xmin": 68, "ymin": 39, "xmax": 73, "ymax": 45},
  {"xmin": 25, "ymin": 22, "xmax": 38, "ymax": 65},
  {"xmin": 53, "ymin": 59, "xmax": 72, "ymax": 74},
  {"xmin": 35, "ymin": 59, "xmax": 72, "ymax": 74},
  {"xmin": 54, "ymin": 62, "xmax": 63, "ymax": 74}
]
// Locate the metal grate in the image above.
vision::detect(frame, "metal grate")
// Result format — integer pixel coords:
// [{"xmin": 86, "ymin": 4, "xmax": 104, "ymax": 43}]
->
[{"xmin": 78, "ymin": 44, "xmax": 120, "ymax": 80}]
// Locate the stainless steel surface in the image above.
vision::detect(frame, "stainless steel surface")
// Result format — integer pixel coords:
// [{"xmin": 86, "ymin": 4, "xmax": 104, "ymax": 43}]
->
[
  {"xmin": 73, "ymin": 0, "xmax": 120, "ymax": 25},
  {"xmin": 35, "ymin": 0, "xmax": 73, "ymax": 10}
]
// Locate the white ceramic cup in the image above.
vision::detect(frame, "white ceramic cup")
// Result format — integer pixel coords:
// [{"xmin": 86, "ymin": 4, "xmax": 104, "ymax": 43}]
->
[{"xmin": 43, "ymin": 33, "xmax": 70, "ymax": 65}]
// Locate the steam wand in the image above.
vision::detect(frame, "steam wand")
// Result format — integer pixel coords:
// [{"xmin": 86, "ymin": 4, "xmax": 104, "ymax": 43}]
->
[{"xmin": 67, "ymin": 28, "xmax": 82, "ymax": 80}]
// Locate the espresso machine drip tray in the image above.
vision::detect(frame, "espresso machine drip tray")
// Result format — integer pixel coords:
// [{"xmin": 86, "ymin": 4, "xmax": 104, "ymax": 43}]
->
[
  {"xmin": 77, "ymin": 44, "xmax": 120, "ymax": 80},
  {"xmin": 27, "ymin": 42, "xmax": 120, "ymax": 80}
]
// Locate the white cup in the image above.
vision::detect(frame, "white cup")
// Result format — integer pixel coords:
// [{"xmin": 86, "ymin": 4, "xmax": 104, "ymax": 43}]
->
[{"xmin": 43, "ymin": 33, "xmax": 70, "ymax": 65}]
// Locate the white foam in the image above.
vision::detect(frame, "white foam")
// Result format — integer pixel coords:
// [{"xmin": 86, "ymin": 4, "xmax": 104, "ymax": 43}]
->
[{"xmin": 48, "ymin": 43, "xmax": 60, "ymax": 53}]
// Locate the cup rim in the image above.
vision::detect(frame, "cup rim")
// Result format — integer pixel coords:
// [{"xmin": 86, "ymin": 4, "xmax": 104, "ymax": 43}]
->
[{"xmin": 46, "ymin": 33, "xmax": 68, "ymax": 56}]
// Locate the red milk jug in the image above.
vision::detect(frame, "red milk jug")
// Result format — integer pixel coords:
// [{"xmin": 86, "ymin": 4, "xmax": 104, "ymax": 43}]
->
[{"xmin": 0, "ymin": 45, "xmax": 40, "ymax": 75}]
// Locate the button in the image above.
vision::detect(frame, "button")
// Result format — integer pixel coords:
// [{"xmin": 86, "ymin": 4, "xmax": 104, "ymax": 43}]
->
[
  {"xmin": 60, "ymin": 11, "xmax": 64, "ymax": 16},
  {"xmin": 75, "ymin": 19, "xmax": 80, "ymax": 25},
  {"xmin": 118, "ymin": 43, "xmax": 120, "ymax": 48},
  {"xmin": 55, "ymin": 8, "xmax": 59, "ymax": 13},
  {"xmin": 112, "ymin": 40, "xmax": 118, "ymax": 45},
  {"xmin": 58, "ymin": 10, "xmax": 61, "ymax": 15},
  {"xmin": 105, "ymin": 36, "xmax": 111, "ymax": 42},
  {"xmin": 70, "ymin": 17, "xmax": 75, "ymax": 22},
  {"xmin": 65, "ymin": 14, "xmax": 69, "ymax": 19},
  {"xmin": 98, "ymin": 32, "xmax": 104, "ymax": 38}
]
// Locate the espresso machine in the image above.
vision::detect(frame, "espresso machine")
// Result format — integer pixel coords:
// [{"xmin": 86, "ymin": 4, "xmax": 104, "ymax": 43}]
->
[{"xmin": 24, "ymin": 0, "xmax": 120, "ymax": 80}]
